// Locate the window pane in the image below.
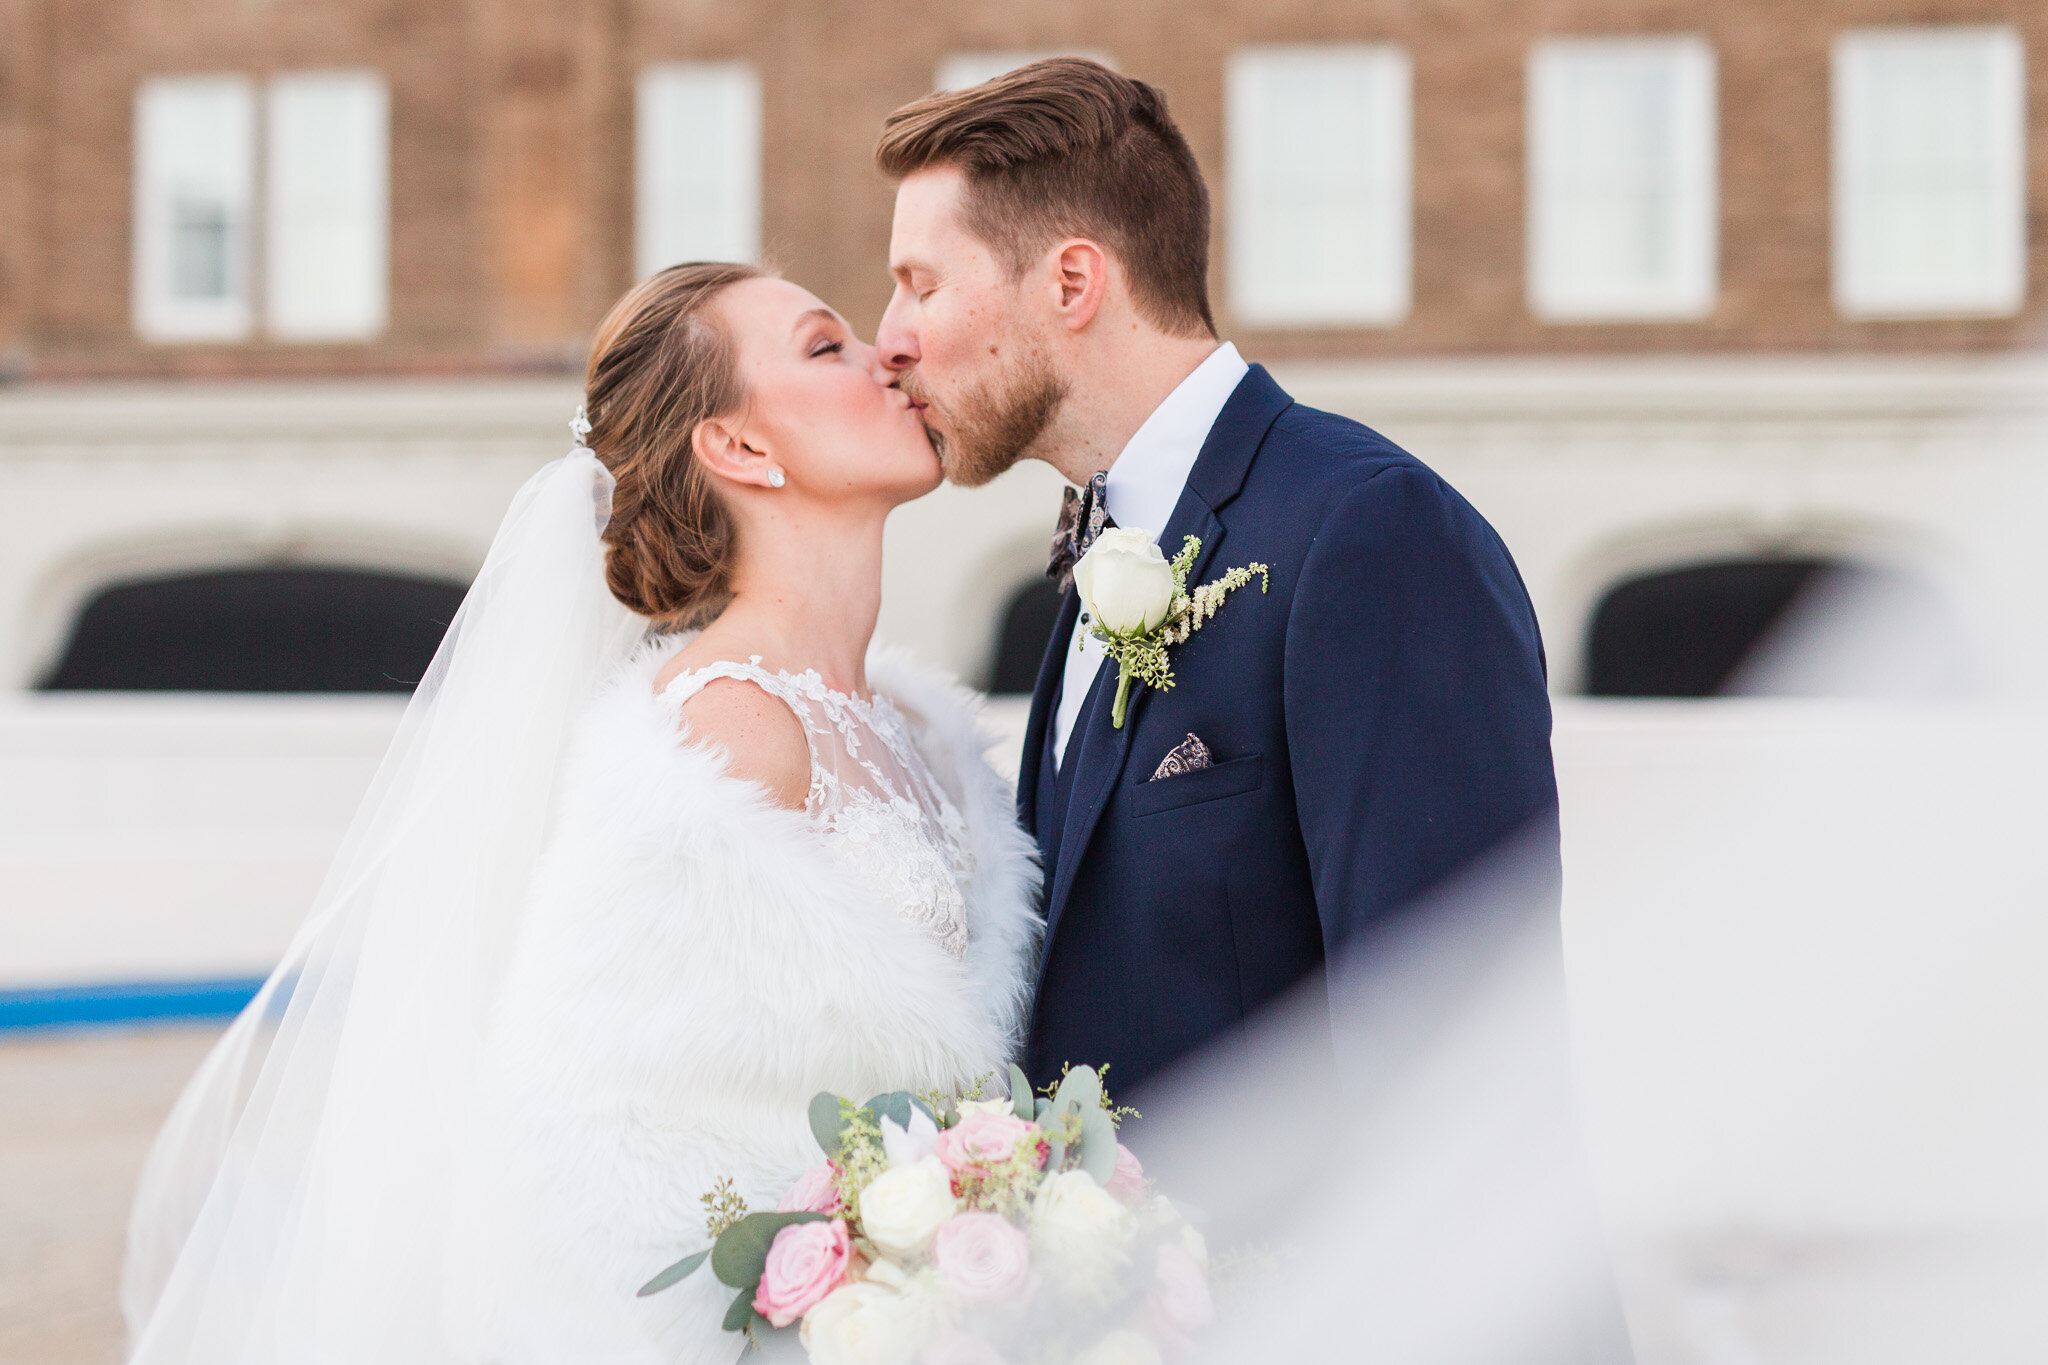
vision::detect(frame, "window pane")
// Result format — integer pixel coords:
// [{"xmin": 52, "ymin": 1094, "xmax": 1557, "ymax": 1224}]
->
[
  {"xmin": 635, "ymin": 63, "xmax": 761, "ymax": 278},
  {"xmin": 1227, "ymin": 45, "xmax": 1412, "ymax": 327},
  {"xmin": 171, "ymin": 199, "xmax": 232, "ymax": 301},
  {"xmin": 133, "ymin": 76, "xmax": 256, "ymax": 341},
  {"xmin": 1528, "ymin": 37, "xmax": 1717, "ymax": 321},
  {"xmin": 1833, "ymin": 27, "xmax": 2025, "ymax": 318},
  {"xmin": 268, "ymin": 71, "xmax": 390, "ymax": 340}
]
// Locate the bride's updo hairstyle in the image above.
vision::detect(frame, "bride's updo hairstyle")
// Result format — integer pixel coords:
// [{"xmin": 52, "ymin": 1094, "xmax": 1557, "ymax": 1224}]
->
[{"xmin": 583, "ymin": 260, "xmax": 764, "ymax": 627}]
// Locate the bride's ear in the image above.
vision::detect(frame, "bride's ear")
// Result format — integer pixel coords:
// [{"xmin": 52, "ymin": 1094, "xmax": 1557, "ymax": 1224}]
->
[{"xmin": 691, "ymin": 417, "xmax": 778, "ymax": 491}]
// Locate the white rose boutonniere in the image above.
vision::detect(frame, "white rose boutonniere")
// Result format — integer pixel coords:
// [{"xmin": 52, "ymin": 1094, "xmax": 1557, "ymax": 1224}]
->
[
  {"xmin": 1073, "ymin": 530, "xmax": 1269, "ymax": 727},
  {"xmin": 1074, "ymin": 528, "xmax": 1177, "ymax": 636}
]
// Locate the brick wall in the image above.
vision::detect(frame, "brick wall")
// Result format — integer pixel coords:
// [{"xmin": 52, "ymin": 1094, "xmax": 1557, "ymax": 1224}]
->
[{"xmin": 2, "ymin": 0, "xmax": 2042, "ymax": 377}]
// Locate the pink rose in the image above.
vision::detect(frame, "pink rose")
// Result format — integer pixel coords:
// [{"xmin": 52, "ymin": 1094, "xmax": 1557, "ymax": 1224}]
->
[
  {"xmin": 1105, "ymin": 1144, "xmax": 1146, "ymax": 1204},
  {"xmin": 1145, "ymin": 1241, "xmax": 1214, "ymax": 1347},
  {"xmin": 934, "ymin": 1112, "xmax": 1040, "ymax": 1178},
  {"xmin": 753, "ymin": 1219, "xmax": 852, "ymax": 1328},
  {"xmin": 776, "ymin": 1162, "xmax": 844, "ymax": 1215},
  {"xmin": 928, "ymin": 1211, "xmax": 1035, "ymax": 1304}
]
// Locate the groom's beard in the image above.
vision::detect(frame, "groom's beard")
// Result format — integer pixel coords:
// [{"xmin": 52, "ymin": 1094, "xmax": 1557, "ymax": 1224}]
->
[{"xmin": 902, "ymin": 352, "xmax": 1068, "ymax": 489}]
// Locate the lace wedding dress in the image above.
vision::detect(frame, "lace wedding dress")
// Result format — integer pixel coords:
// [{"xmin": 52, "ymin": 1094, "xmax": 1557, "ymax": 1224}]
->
[
  {"xmin": 664, "ymin": 658, "xmax": 973, "ymax": 958},
  {"xmin": 440, "ymin": 636, "xmax": 1040, "ymax": 1364}
]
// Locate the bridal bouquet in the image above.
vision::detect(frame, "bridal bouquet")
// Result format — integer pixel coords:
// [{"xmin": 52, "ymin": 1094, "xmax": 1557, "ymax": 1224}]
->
[{"xmin": 641, "ymin": 1065, "xmax": 1213, "ymax": 1365}]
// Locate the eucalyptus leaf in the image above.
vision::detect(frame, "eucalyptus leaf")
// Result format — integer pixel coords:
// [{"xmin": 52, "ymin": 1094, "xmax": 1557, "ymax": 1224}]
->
[
  {"xmin": 745, "ymin": 1318, "xmax": 805, "ymax": 1359},
  {"xmin": 1008, "ymin": 1063, "xmax": 1034, "ymax": 1122},
  {"xmin": 1043, "ymin": 1106, "xmax": 1071, "ymax": 1173},
  {"xmin": 722, "ymin": 1287, "xmax": 757, "ymax": 1332},
  {"xmin": 1051, "ymin": 1065, "xmax": 1102, "ymax": 1121},
  {"xmin": 1076, "ymin": 1105, "xmax": 1118, "ymax": 1183},
  {"xmin": 808, "ymin": 1092, "xmax": 844, "ymax": 1157},
  {"xmin": 636, "ymin": 1248, "xmax": 708, "ymax": 1297},
  {"xmin": 1034, "ymin": 1096, "xmax": 1052, "ymax": 1122},
  {"xmin": 711, "ymin": 1211, "xmax": 828, "ymax": 1290},
  {"xmin": 862, "ymin": 1091, "xmax": 914, "ymax": 1132}
]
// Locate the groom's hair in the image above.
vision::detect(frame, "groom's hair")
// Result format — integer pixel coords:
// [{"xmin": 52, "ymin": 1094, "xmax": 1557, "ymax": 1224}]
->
[{"xmin": 876, "ymin": 58, "xmax": 1214, "ymax": 339}]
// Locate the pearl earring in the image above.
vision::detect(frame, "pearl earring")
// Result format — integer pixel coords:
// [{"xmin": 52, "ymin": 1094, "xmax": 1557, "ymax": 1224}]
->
[{"xmin": 767, "ymin": 469, "xmax": 786, "ymax": 488}]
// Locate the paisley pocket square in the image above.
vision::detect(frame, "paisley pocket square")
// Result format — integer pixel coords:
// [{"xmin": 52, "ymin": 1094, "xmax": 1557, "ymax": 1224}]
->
[{"xmin": 1150, "ymin": 733, "xmax": 1214, "ymax": 781}]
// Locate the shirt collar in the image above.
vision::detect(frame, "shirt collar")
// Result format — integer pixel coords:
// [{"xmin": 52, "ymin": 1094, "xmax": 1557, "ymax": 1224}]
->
[{"xmin": 1101, "ymin": 342, "xmax": 1248, "ymax": 538}]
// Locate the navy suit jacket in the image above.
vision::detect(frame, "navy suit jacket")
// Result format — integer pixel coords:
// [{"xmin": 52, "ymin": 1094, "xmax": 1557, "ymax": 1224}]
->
[{"xmin": 1019, "ymin": 366, "xmax": 1560, "ymax": 1093}]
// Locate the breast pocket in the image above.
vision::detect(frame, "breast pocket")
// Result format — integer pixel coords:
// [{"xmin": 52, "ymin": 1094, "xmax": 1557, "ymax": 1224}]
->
[{"xmin": 1128, "ymin": 753, "xmax": 1263, "ymax": 817}]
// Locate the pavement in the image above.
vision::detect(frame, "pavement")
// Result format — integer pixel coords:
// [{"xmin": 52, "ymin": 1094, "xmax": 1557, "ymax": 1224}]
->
[{"xmin": 0, "ymin": 1025, "xmax": 219, "ymax": 1365}]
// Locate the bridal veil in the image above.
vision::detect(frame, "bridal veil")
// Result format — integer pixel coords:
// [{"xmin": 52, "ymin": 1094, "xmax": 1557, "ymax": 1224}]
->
[{"xmin": 121, "ymin": 448, "xmax": 645, "ymax": 1362}]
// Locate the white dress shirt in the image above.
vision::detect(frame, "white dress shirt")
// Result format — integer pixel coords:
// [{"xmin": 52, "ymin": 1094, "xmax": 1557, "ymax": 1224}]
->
[{"xmin": 1052, "ymin": 341, "xmax": 1249, "ymax": 767}]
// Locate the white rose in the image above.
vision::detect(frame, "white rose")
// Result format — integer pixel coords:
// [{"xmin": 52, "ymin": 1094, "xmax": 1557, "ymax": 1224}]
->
[
  {"xmin": 1074, "ymin": 528, "xmax": 1175, "ymax": 636},
  {"xmin": 802, "ymin": 1282, "xmax": 919, "ymax": 1365},
  {"xmin": 1028, "ymin": 1170, "xmax": 1134, "ymax": 1295},
  {"xmin": 1070, "ymin": 1329, "xmax": 1164, "ymax": 1365},
  {"xmin": 955, "ymin": 1098, "xmax": 1020, "ymax": 1122},
  {"xmin": 863, "ymin": 1256, "xmax": 911, "ymax": 1290},
  {"xmin": 859, "ymin": 1156, "xmax": 959, "ymax": 1259}
]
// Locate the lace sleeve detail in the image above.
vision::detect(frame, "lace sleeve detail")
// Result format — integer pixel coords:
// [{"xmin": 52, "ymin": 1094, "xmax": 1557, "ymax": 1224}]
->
[
  {"xmin": 661, "ymin": 656, "xmax": 972, "ymax": 957},
  {"xmin": 662, "ymin": 657, "xmax": 828, "ymax": 810}
]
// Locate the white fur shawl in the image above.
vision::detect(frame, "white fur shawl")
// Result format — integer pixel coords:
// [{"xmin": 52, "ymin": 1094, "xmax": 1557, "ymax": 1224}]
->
[{"xmin": 444, "ymin": 637, "xmax": 1041, "ymax": 1363}]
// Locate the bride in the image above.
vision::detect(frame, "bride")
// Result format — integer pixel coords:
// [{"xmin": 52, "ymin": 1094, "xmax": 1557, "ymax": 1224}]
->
[{"xmin": 120, "ymin": 262, "xmax": 1043, "ymax": 1363}]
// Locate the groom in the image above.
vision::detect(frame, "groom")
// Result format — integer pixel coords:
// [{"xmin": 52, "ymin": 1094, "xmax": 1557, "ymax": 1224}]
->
[{"xmin": 874, "ymin": 60, "xmax": 1559, "ymax": 1095}]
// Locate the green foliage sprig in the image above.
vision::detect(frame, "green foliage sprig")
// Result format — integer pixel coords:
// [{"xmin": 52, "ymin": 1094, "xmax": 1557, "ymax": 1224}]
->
[
  {"xmin": 1038, "ymin": 1061, "xmax": 1141, "ymax": 1128},
  {"xmin": 952, "ymin": 1131, "xmax": 1054, "ymax": 1220},
  {"xmin": 829, "ymin": 1098, "xmax": 889, "ymax": 1223},
  {"xmin": 1087, "ymin": 535, "xmax": 1270, "ymax": 727},
  {"xmin": 700, "ymin": 1176, "xmax": 748, "ymax": 1239}
]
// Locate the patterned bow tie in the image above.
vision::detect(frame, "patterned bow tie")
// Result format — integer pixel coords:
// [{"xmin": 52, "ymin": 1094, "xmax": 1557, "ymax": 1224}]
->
[{"xmin": 1046, "ymin": 470, "xmax": 1112, "ymax": 594}]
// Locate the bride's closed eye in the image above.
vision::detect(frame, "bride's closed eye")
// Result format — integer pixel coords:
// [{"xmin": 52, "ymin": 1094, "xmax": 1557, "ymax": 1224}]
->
[{"xmin": 809, "ymin": 339, "xmax": 844, "ymax": 358}]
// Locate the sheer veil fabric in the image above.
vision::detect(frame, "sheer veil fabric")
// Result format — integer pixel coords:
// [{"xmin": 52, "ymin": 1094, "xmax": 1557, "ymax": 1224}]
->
[{"xmin": 122, "ymin": 451, "xmax": 646, "ymax": 1362}]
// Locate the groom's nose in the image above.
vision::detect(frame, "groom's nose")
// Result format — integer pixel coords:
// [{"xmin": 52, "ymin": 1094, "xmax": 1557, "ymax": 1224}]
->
[{"xmin": 875, "ymin": 292, "xmax": 918, "ymax": 376}]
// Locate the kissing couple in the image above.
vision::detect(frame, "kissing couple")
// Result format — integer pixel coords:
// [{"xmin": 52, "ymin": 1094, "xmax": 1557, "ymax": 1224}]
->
[{"xmin": 122, "ymin": 58, "xmax": 1558, "ymax": 1363}]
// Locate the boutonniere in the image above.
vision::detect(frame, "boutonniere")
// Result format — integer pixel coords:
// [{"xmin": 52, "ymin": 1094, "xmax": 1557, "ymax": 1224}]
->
[{"xmin": 1075, "ymin": 528, "xmax": 1270, "ymax": 728}]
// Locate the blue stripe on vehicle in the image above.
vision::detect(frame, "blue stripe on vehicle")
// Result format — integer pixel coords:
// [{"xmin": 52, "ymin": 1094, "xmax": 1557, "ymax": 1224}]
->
[{"xmin": 0, "ymin": 977, "xmax": 266, "ymax": 1032}]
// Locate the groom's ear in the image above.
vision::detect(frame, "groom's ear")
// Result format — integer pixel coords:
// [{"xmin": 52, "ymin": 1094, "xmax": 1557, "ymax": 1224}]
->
[{"xmin": 1050, "ymin": 239, "xmax": 1110, "ymax": 333}]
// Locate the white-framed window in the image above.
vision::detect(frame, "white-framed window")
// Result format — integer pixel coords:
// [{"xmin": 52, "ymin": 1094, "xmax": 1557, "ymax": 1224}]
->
[
  {"xmin": 1226, "ymin": 44, "xmax": 1413, "ymax": 328},
  {"xmin": 1527, "ymin": 36, "xmax": 1718, "ymax": 322},
  {"xmin": 134, "ymin": 70, "xmax": 389, "ymax": 343},
  {"xmin": 635, "ymin": 62, "xmax": 761, "ymax": 279},
  {"xmin": 1833, "ymin": 26, "xmax": 2026, "ymax": 319},
  {"xmin": 134, "ymin": 75, "xmax": 257, "ymax": 342},
  {"xmin": 934, "ymin": 50, "xmax": 1115, "ymax": 93},
  {"xmin": 267, "ymin": 71, "xmax": 389, "ymax": 340}
]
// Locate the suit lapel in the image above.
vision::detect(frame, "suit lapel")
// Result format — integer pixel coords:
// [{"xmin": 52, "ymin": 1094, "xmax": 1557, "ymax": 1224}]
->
[
  {"xmin": 1037, "ymin": 498, "xmax": 1226, "ymax": 956},
  {"xmin": 1015, "ymin": 585, "xmax": 1080, "ymax": 835},
  {"xmin": 1032, "ymin": 365, "xmax": 1296, "ymax": 974}
]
